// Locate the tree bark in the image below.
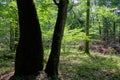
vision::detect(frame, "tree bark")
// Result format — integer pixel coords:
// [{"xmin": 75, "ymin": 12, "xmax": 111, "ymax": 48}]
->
[
  {"xmin": 45, "ymin": 0, "xmax": 68, "ymax": 79},
  {"xmin": 85, "ymin": 0, "xmax": 90, "ymax": 54},
  {"xmin": 14, "ymin": 0, "xmax": 44, "ymax": 76}
]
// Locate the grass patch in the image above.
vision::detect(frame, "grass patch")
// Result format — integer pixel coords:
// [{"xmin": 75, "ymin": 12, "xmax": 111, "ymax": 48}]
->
[{"xmin": 59, "ymin": 52, "xmax": 120, "ymax": 80}]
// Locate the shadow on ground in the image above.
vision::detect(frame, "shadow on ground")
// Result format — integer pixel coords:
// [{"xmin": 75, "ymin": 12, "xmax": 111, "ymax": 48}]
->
[{"xmin": 59, "ymin": 52, "xmax": 120, "ymax": 80}]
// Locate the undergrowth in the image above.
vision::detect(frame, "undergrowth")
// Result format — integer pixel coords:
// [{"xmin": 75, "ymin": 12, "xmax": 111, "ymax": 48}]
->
[
  {"xmin": 60, "ymin": 51, "xmax": 120, "ymax": 80},
  {"xmin": 0, "ymin": 49, "xmax": 120, "ymax": 80},
  {"xmin": 0, "ymin": 50, "xmax": 14, "ymax": 78}
]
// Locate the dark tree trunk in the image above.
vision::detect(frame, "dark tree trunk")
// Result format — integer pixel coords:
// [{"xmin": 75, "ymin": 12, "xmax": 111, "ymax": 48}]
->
[
  {"xmin": 85, "ymin": 0, "xmax": 90, "ymax": 54},
  {"xmin": 118, "ymin": 27, "xmax": 120, "ymax": 45},
  {"xmin": 113, "ymin": 22, "xmax": 116, "ymax": 41},
  {"xmin": 98, "ymin": 21, "xmax": 102, "ymax": 39},
  {"xmin": 45, "ymin": 0, "xmax": 68, "ymax": 79},
  {"xmin": 14, "ymin": 0, "xmax": 44, "ymax": 76}
]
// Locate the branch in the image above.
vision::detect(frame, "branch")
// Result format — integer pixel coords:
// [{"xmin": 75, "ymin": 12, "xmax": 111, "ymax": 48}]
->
[{"xmin": 53, "ymin": 0, "xmax": 59, "ymax": 6}]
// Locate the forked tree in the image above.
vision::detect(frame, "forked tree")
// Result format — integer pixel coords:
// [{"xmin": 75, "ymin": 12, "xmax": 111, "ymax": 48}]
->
[{"xmin": 10, "ymin": 0, "xmax": 68, "ymax": 79}]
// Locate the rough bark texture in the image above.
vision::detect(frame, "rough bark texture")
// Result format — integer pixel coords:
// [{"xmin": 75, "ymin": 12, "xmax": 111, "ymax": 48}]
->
[
  {"xmin": 45, "ymin": 0, "xmax": 68, "ymax": 79},
  {"xmin": 14, "ymin": 0, "xmax": 44, "ymax": 76}
]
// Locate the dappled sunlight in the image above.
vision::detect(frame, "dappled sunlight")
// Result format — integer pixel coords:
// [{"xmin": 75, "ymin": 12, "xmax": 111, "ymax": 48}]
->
[
  {"xmin": 0, "ymin": 0, "xmax": 120, "ymax": 79},
  {"xmin": 59, "ymin": 52, "xmax": 120, "ymax": 80}
]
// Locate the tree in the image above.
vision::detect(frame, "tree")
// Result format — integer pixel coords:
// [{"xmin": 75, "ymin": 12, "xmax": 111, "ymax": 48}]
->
[
  {"xmin": 0, "ymin": 0, "xmax": 18, "ymax": 51},
  {"xmin": 11, "ymin": 0, "xmax": 44, "ymax": 78},
  {"xmin": 103, "ymin": 17, "xmax": 109, "ymax": 45},
  {"xmin": 85, "ymin": 0, "xmax": 90, "ymax": 54},
  {"xmin": 45, "ymin": 0, "xmax": 68, "ymax": 79},
  {"xmin": 10, "ymin": 22, "xmax": 15, "ymax": 51}
]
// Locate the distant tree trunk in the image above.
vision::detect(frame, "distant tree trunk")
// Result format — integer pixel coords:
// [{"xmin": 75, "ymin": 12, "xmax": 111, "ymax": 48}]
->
[
  {"xmin": 113, "ymin": 22, "xmax": 116, "ymax": 41},
  {"xmin": 10, "ymin": 23, "xmax": 15, "ymax": 51},
  {"xmin": 14, "ymin": 22, "xmax": 19, "ymax": 41},
  {"xmin": 118, "ymin": 27, "xmax": 120, "ymax": 45},
  {"xmin": 85, "ymin": 0, "xmax": 90, "ymax": 54},
  {"xmin": 98, "ymin": 21, "xmax": 102, "ymax": 39},
  {"xmin": 13, "ymin": 25, "xmax": 19, "ymax": 51},
  {"xmin": 13, "ymin": 0, "xmax": 44, "ymax": 76},
  {"xmin": 45, "ymin": 0, "xmax": 68, "ymax": 79},
  {"xmin": 103, "ymin": 17, "xmax": 108, "ymax": 45}
]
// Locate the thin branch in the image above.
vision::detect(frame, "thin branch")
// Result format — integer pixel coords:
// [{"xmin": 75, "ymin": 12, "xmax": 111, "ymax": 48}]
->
[{"xmin": 53, "ymin": 0, "xmax": 59, "ymax": 6}]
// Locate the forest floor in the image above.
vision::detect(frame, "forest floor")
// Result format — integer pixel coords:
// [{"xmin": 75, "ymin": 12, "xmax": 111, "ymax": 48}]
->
[
  {"xmin": 59, "ymin": 51, "xmax": 120, "ymax": 80},
  {"xmin": 0, "ymin": 49, "xmax": 120, "ymax": 80}
]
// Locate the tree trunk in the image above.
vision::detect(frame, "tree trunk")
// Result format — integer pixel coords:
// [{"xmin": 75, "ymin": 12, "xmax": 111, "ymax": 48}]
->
[
  {"xmin": 113, "ymin": 22, "xmax": 116, "ymax": 42},
  {"xmin": 13, "ymin": 0, "xmax": 44, "ymax": 76},
  {"xmin": 103, "ymin": 17, "xmax": 108, "ymax": 45},
  {"xmin": 118, "ymin": 27, "xmax": 120, "ymax": 45},
  {"xmin": 10, "ymin": 23, "xmax": 15, "ymax": 51},
  {"xmin": 85, "ymin": 0, "xmax": 90, "ymax": 54},
  {"xmin": 98, "ymin": 21, "xmax": 102, "ymax": 39},
  {"xmin": 45, "ymin": 0, "xmax": 68, "ymax": 79}
]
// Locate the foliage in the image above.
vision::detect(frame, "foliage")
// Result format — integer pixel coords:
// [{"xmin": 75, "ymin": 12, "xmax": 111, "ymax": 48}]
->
[
  {"xmin": 0, "ymin": 0, "xmax": 18, "ymax": 51},
  {"xmin": 63, "ymin": 27, "xmax": 86, "ymax": 42},
  {"xmin": 0, "ymin": 50, "xmax": 14, "ymax": 77}
]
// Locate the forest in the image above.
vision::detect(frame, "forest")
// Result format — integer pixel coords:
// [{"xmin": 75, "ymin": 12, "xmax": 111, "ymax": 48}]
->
[{"xmin": 0, "ymin": 0, "xmax": 120, "ymax": 80}]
